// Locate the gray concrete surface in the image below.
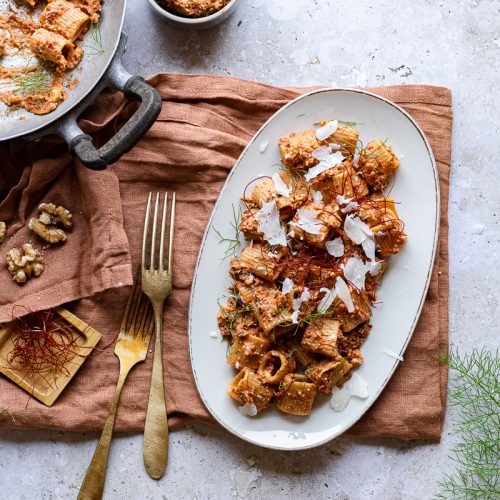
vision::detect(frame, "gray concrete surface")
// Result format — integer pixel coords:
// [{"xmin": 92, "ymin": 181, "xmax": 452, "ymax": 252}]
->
[{"xmin": 1, "ymin": 0, "xmax": 499, "ymax": 498}]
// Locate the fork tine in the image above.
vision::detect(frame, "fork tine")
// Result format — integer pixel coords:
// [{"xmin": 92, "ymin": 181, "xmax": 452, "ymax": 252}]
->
[
  {"xmin": 120, "ymin": 267, "xmax": 141, "ymax": 333},
  {"xmin": 150, "ymin": 193, "xmax": 160, "ymax": 271},
  {"xmin": 136, "ymin": 297, "xmax": 153, "ymax": 341},
  {"xmin": 128, "ymin": 286, "xmax": 144, "ymax": 337},
  {"xmin": 159, "ymin": 193, "xmax": 168, "ymax": 272},
  {"xmin": 142, "ymin": 193, "xmax": 152, "ymax": 270},
  {"xmin": 168, "ymin": 192, "xmax": 176, "ymax": 271}
]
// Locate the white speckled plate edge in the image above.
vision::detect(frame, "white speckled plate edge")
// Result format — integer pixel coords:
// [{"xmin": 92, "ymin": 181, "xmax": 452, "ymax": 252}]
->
[{"xmin": 188, "ymin": 88, "xmax": 439, "ymax": 451}]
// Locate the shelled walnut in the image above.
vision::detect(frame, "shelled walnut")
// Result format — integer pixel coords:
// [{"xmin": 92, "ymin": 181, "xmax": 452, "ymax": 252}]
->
[
  {"xmin": 0, "ymin": 222, "xmax": 6, "ymax": 244},
  {"xmin": 28, "ymin": 203, "xmax": 73, "ymax": 244},
  {"xmin": 6, "ymin": 243, "xmax": 45, "ymax": 283}
]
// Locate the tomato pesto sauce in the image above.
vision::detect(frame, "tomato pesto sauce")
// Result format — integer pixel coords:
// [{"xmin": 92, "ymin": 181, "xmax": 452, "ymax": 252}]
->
[{"xmin": 0, "ymin": 0, "xmax": 101, "ymax": 115}]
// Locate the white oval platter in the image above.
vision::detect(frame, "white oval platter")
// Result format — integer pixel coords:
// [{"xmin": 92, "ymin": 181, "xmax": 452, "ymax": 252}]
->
[{"xmin": 189, "ymin": 88, "xmax": 439, "ymax": 450}]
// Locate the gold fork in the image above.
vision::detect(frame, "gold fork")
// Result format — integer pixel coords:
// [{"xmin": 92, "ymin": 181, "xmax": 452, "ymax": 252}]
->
[
  {"xmin": 78, "ymin": 271, "xmax": 154, "ymax": 500},
  {"xmin": 141, "ymin": 192, "xmax": 176, "ymax": 479}
]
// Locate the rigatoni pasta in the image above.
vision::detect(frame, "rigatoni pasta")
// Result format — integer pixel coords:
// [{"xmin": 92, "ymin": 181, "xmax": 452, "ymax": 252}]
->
[{"xmin": 217, "ymin": 118, "xmax": 407, "ymax": 417}]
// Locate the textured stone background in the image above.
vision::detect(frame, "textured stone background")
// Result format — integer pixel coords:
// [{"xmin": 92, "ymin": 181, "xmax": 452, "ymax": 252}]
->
[{"xmin": 1, "ymin": 0, "xmax": 499, "ymax": 498}]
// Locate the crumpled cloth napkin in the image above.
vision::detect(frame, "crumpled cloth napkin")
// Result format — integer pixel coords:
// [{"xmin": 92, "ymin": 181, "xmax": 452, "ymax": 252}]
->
[{"xmin": 0, "ymin": 75, "xmax": 451, "ymax": 440}]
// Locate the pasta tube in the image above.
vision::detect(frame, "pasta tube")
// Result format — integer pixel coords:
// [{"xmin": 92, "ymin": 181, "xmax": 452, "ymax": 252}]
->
[
  {"xmin": 41, "ymin": 0, "xmax": 90, "ymax": 41},
  {"xmin": 227, "ymin": 367, "xmax": 273, "ymax": 412},
  {"xmin": 227, "ymin": 333, "xmax": 271, "ymax": 370},
  {"xmin": 301, "ymin": 319, "xmax": 341, "ymax": 357},
  {"xmin": 306, "ymin": 357, "xmax": 352, "ymax": 395},
  {"xmin": 276, "ymin": 374, "xmax": 317, "ymax": 416},
  {"xmin": 257, "ymin": 350, "xmax": 296, "ymax": 384},
  {"xmin": 358, "ymin": 139, "xmax": 400, "ymax": 190},
  {"xmin": 29, "ymin": 28, "xmax": 82, "ymax": 70}
]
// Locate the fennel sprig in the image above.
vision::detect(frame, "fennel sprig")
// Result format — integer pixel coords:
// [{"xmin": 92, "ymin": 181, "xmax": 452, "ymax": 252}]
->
[
  {"xmin": 212, "ymin": 204, "xmax": 242, "ymax": 260},
  {"xmin": 435, "ymin": 348, "xmax": 500, "ymax": 499}
]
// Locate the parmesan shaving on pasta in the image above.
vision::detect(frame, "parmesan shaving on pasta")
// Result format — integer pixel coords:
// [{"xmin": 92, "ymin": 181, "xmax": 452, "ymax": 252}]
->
[
  {"xmin": 325, "ymin": 237, "xmax": 344, "ymax": 257},
  {"xmin": 291, "ymin": 310, "xmax": 299, "ymax": 324},
  {"xmin": 344, "ymin": 214, "xmax": 378, "ymax": 262},
  {"xmin": 343, "ymin": 256, "xmax": 369, "ymax": 290},
  {"xmin": 293, "ymin": 288, "xmax": 310, "ymax": 311},
  {"xmin": 291, "ymin": 209, "xmax": 323, "ymax": 234},
  {"xmin": 362, "ymin": 237, "xmax": 376, "ymax": 262},
  {"xmin": 304, "ymin": 150, "xmax": 344, "ymax": 181},
  {"xmin": 255, "ymin": 201, "xmax": 287, "ymax": 246},
  {"xmin": 315, "ymin": 120, "xmax": 339, "ymax": 141},
  {"xmin": 238, "ymin": 403, "xmax": 258, "ymax": 417},
  {"xmin": 281, "ymin": 277, "xmax": 294, "ymax": 295},
  {"xmin": 335, "ymin": 277, "xmax": 354, "ymax": 313},
  {"xmin": 272, "ymin": 173, "xmax": 290, "ymax": 197},
  {"xmin": 317, "ymin": 287, "xmax": 336, "ymax": 313},
  {"xmin": 311, "ymin": 189, "xmax": 323, "ymax": 204},
  {"xmin": 336, "ymin": 194, "xmax": 359, "ymax": 214}
]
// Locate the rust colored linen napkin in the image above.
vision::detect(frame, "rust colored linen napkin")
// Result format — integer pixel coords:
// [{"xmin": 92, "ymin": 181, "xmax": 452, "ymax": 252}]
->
[{"xmin": 0, "ymin": 75, "xmax": 451, "ymax": 440}]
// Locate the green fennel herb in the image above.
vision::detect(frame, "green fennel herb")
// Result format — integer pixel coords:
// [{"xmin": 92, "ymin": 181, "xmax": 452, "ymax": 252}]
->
[
  {"xmin": 435, "ymin": 348, "xmax": 499, "ymax": 499},
  {"xmin": 212, "ymin": 204, "xmax": 242, "ymax": 260},
  {"xmin": 13, "ymin": 67, "xmax": 52, "ymax": 95},
  {"xmin": 84, "ymin": 22, "xmax": 105, "ymax": 57}
]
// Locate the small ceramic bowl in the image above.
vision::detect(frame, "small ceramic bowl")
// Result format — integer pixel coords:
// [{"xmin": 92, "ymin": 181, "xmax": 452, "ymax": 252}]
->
[{"xmin": 146, "ymin": 0, "xmax": 240, "ymax": 29}]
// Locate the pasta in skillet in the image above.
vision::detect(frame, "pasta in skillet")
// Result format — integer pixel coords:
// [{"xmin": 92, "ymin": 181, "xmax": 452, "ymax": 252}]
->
[
  {"xmin": 0, "ymin": 0, "xmax": 102, "ymax": 114},
  {"xmin": 217, "ymin": 119, "xmax": 407, "ymax": 417}
]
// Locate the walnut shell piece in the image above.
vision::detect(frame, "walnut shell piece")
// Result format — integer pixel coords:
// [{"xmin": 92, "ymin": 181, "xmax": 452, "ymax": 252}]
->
[
  {"xmin": 28, "ymin": 202, "xmax": 72, "ymax": 244},
  {"xmin": 6, "ymin": 243, "xmax": 45, "ymax": 284},
  {"xmin": 0, "ymin": 222, "xmax": 6, "ymax": 243}
]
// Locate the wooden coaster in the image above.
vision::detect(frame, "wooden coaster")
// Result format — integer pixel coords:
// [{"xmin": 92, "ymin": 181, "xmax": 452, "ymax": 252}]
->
[{"xmin": 0, "ymin": 307, "xmax": 102, "ymax": 406}]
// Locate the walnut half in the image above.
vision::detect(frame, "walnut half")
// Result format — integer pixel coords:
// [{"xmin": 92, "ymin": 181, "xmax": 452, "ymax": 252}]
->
[
  {"xmin": 0, "ymin": 222, "xmax": 6, "ymax": 244},
  {"xmin": 28, "ymin": 202, "xmax": 72, "ymax": 244},
  {"xmin": 6, "ymin": 243, "xmax": 45, "ymax": 284}
]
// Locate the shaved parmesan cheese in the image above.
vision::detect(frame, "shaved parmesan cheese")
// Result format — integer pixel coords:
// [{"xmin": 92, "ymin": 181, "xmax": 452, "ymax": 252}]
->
[
  {"xmin": 311, "ymin": 189, "xmax": 323, "ymax": 204},
  {"xmin": 344, "ymin": 215, "xmax": 370, "ymax": 244},
  {"xmin": 325, "ymin": 238, "xmax": 344, "ymax": 257},
  {"xmin": 287, "ymin": 229, "xmax": 295, "ymax": 238},
  {"xmin": 352, "ymin": 153, "xmax": 360, "ymax": 166},
  {"xmin": 291, "ymin": 310, "xmax": 299, "ymax": 324},
  {"xmin": 341, "ymin": 201, "xmax": 359, "ymax": 214},
  {"xmin": 315, "ymin": 120, "xmax": 339, "ymax": 141},
  {"xmin": 336, "ymin": 194, "xmax": 351, "ymax": 206},
  {"xmin": 330, "ymin": 389, "xmax": 351, "ymax": 412},
  {"xmin": 330, "ymin": 373, "xmax": 369, "ymax": 412},
  {"xmin": 383, "ymin": 348, "xmax": 404, "ymax": 362},
  {"xmin": 345, "ymin": 373, "xmax": 369, "ymax": 398},
  {"xmin": 209, "ymin": 331, "xmax": 219, "ymax": 339},
  {"xmin": 361, "ymin": 237, "xmax": 376, "ymax": 262},
  {"xmin": 238, "ymin": 403, "xmax": 258, "ymax": 417},
  {"xmin": 248, "ymin": 273, "xmax": 255, "ymax": 282},
  {"xmin": 272, "ymin": 173, "xmax": 290, "ymax": 197},
  {"xmin": 291, "ymin": 209, "xmax": 323, "ymax": 234},
  {"xmin": 255, "ymin": 201, "xmax": 287, "ymax": 246},
  {"xmin": 368, "ymin": 260, "xmax": 382, "ymax": 276},
  {"xmin": 281, "ymin": 277, "xmax": 294, "ymax": 294},
  {"xmin": 343, "ymin": 256, "xmax": 368, "ymax": 290},
  {"xmin": 305, "ymin": 150, "xmax": 344, "ymax": 181},
  {"xmin": 293, "ymin": 288, "xmax": 310, "ymax": 311},
  {"xmin": 259, "ymin": 139, "xmax": 269, "ymax": 153},
  {"xmin": 268, "ymin": 250, "xmax": 279, "ymax": 259},
  {"xmin": 288, "ymin": 431, "xmax": 306, "ymax": 439},
  {"xmin": 317, "ymin": 287, "xmax": 336, "ymax": 313},
  {"xmin": 335, "ymin": 277, "xmax": 354, "ymax": 313}
]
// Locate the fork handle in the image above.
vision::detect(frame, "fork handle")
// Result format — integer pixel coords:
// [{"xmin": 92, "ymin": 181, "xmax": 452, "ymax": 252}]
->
[
  {"xmin": 78, "ymin": 368, "xmax": 130, "ymax": 500},
  {"xmin": 143, "ymin": 306, "xmax": 169, "ymax": 479}
]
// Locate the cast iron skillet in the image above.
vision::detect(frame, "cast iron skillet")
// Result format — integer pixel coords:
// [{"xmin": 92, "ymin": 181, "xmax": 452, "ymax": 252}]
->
[{"xmin": 0, "ymin": 0, "xmax": 161, "ymax": 170}]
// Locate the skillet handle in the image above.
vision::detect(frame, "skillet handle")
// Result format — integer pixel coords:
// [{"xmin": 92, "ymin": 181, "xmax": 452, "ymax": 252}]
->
[{"xmin": 67, "ymin": 74, "xmax": 161, "ymax": 170}]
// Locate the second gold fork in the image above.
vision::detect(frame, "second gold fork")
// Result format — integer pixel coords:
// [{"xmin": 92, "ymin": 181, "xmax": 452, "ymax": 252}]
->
[{"xmin": 141, "ymin": 192, "xmax": 176, "ymax": 479}]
